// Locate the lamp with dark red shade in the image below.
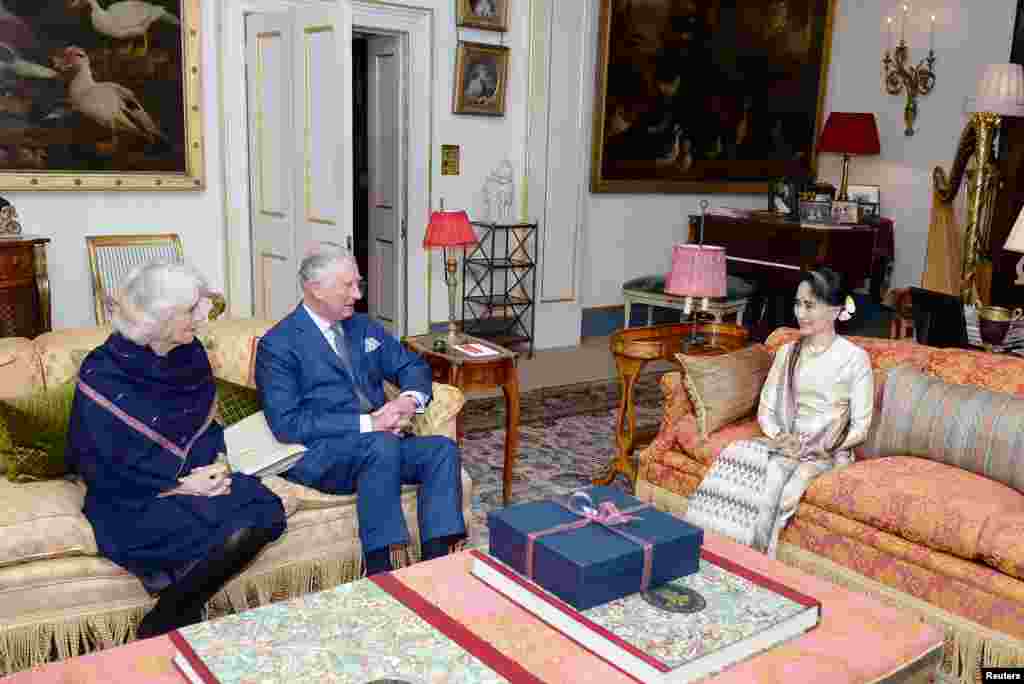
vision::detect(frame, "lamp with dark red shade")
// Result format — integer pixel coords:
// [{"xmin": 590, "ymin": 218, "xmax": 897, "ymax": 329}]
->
[
  {"xmin": 817, "ymin": 112, "xmax": 881, "ymax": 201},
  {"xmin": 423, "ymin": 208, "xmax": 478, "ymax": 344}
]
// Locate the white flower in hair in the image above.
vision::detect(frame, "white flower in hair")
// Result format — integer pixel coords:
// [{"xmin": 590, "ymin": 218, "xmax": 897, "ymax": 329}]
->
[{"xmin": 838, "ymin": 295, "xmax": 856, "ymax": 322}]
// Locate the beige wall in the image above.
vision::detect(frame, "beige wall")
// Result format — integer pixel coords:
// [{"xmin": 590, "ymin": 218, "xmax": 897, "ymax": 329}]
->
[{"xmin": 15, "ymin": 0, "xmax": 1018, "ymax": 334}]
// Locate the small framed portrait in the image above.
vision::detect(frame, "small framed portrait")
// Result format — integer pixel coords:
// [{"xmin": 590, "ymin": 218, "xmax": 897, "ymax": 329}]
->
[
  {"xmin": 453, "ymin": 42, "xmax": 510, "ymax": 117},
  {"xmin": 799, "ymin": 200, "xmax": 832, "ymax": 224},
  {"xmin": 768, "ymin": 177, "xmax": 800, "ymax": 219},
  {"xmin": 831, "ymin": 200, "xmax": 860, "ymax": 224},
  {"xmin": 847, "ymin": 184, "xmax": 881, "ymax": 215},
  {"xmin": 859, "ymin": 202, "xmax": 880, "ymax": 218},
  {"xmin": 456, "ymin": 0, "xmax": 510, "ymax": 32}
]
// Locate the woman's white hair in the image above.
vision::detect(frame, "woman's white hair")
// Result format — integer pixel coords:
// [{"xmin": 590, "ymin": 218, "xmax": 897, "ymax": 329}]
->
[
  {"xmin": 298, "ymin": 242, "xmax": 356, "ymax": 288},
  {"xmin": 110, "ymin": 259, "xmax": 209, "ymax": 346}
]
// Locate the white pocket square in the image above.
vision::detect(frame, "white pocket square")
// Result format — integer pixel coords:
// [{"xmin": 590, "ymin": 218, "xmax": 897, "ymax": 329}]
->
[{"xmin": 364, "ymin": 337, "xmax": 381, "ymax": 353}]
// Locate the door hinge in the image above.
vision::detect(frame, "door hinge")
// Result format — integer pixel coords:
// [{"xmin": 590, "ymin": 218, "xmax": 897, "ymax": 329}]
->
[
  {"xmin": 346, "ymin": 235, "xmax": 353, "ymax": 251},
  {"xmin": 401, "ymin": 218, "xmax": 407, "ymax": 239}
]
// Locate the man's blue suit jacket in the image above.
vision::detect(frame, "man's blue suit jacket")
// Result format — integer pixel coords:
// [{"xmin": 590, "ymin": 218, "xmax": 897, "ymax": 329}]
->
[{"xmin": 254, "ymin": 305, "xmax": 433, "ymax": 484}]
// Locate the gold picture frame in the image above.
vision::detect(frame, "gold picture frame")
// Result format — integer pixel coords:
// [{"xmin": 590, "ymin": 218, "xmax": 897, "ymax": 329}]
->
[
  {"xmin": 0, "ymin": 0, "xmax": 204, "ymax": 191},
  {"xmin": 453, "ymin": 42, "xmax": 509, "ymax": 117},
  {"xmin": 456, "ymin": 0, "xmax": 510, "ymax": 33},
  {"xmin": 590, "ymin": 0, "xmax": 836, "ymax": 195}
]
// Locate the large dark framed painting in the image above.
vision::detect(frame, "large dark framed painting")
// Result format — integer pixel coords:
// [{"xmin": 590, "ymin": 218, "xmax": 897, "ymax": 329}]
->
[
  {"xmin": 0, "ymin": 0, "xmax": 202, "ymax": 191},
  {"xmin": 591, "ymin": 0, "xmax": 836, "ymax": 194}
]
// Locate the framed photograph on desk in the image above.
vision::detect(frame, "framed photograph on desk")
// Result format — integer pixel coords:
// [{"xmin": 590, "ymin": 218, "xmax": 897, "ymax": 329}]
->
[
  {"xmin": 848, "ymin": 184, "xmax": 881, "ymax": 218},
  {"xmin": 800, "ymin": 200, "xmax": 832, "ymax": 224}
]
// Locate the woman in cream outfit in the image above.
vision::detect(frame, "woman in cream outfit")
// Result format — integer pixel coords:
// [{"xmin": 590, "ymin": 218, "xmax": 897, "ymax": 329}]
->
[{"xmin": 686, "ymin": 268, "xmax": 874, "ymax": 556}]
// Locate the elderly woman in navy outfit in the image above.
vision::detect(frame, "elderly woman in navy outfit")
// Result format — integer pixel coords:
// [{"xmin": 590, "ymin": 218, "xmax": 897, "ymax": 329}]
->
[{"xmin": 66, "ymin": 260, "xmax": 286, "ymax": 639}]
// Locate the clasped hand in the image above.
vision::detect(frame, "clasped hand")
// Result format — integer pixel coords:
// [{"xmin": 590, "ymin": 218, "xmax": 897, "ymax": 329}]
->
[
  {"xmin": 371, "ymin": 395, "xmax": 417, "ymax": 435},
  {"xmin": 166, "ymin": 463, "xmax": 232, "ymax": 497},
  {"xmin": 770, "ymin": 433, "xmax": 829, "ymax": 462}
]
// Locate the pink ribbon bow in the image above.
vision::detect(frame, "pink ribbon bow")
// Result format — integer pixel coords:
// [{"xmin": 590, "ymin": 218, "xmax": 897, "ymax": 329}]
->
[{"xmin": 524, "ymin": 490, "xmax": 654, "ymax": 593}]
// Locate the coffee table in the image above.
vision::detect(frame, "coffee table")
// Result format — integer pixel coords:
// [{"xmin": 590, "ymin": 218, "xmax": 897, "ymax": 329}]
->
[{"xmin": 4, "ymin": 533, "xmax": 942, "ymax": 683}]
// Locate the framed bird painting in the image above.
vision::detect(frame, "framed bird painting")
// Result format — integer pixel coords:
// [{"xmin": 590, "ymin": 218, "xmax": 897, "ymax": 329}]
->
[{"xmin": 0, "ymin": 0, "xmax": 202, "ymax": 191}]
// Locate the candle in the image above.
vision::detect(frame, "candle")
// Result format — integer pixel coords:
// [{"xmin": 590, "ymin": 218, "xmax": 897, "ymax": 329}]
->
[
  {"xmin": 887, "ymin": 16, "xmax": 893, "ymax": 51},
  {"xmin": 901, "ymin": 3, "xmax": 909, "ymax": 44},
  {"xmin": 930, "ymin": 14, "xmax": 935, "ymax": 52}
]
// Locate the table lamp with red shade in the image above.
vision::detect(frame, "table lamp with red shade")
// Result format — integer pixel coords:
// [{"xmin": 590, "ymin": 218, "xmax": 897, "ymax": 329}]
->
[
  {"xmin": 665, "ymin": 201, "xmax": 727, "ymax": 352},
  {"xmin": 424, "ymin": 206, "xmax": 478, "ymax": 345},
  {"xmin": 817, "ymin": 112, "xmax": 881, "ymax": 201}
]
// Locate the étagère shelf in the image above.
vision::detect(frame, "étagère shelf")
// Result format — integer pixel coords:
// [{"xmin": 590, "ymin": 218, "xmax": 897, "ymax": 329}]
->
[{"xmin": 463, "ymin": 221, "xmax": 538, "ymax": 357}]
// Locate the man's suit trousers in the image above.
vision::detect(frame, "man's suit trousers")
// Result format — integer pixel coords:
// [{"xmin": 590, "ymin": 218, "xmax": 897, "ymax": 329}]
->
[{"xmin": 284, "ymin": 432, "xmax": 465, "ymax": 553}]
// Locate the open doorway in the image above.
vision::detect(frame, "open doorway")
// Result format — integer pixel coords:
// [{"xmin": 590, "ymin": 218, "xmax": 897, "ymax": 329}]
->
[
  {"xmin": 352, "ymin": 36, "xmax": 369, "ymax": 314},
  {"xmin": 352, "ymin": 31, "xmax": 404, "ymax": 331}
]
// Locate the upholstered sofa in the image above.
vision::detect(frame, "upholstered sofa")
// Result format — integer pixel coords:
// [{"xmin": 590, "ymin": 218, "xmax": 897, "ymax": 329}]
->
[
  {"xmin": 635, "ymin": 328, "xmax": 1024, "ymax": 684},
  {"xmin": 0, "ymin": 319, "xmax": 474, "ymax": 675}
]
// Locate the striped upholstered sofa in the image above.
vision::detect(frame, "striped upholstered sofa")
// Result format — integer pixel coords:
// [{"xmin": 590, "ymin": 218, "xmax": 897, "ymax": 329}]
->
[
  {"xmin": 635, "ymin": 328, "xmax": 1024, "ymax": 684},
  {"xmin": 0, "ymin": 319, "xmax": 472, "ymax": 674}
]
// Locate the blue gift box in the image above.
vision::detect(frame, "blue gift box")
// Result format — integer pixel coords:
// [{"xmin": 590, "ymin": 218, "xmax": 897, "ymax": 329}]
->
[{"xmin": 487, "ymin": 486, "xmax": 703, "ymax": 611}]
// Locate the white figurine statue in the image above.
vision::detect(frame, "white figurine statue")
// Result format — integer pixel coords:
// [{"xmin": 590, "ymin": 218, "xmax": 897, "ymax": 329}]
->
[{"xmin": 482, "ymin": 159, "xmax": 515, "ymax": 223}]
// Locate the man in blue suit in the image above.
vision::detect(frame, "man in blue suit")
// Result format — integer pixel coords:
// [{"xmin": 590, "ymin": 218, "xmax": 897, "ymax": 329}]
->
[{"xmin": 255, "ymin": 243, "xmax": 466, "ymax": 576}]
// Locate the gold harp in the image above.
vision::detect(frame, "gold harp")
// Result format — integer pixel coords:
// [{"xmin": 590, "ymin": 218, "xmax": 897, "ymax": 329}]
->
[{"xmin": 924, "ymin": 113, "xmax": 1003, "ymax": 305}]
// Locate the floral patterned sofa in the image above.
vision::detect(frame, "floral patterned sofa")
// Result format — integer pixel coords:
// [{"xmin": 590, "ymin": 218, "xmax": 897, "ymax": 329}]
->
[
  {"xmin": 635, "ymin": 328, "xmax": 1024, "ymax": 684},
  {"xmin": 0, "ymin": 319, "xmax": 473, "ymax": 675}
]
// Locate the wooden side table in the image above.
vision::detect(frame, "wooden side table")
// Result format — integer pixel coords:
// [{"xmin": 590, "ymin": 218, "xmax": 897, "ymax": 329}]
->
[
  {"xmin": 0, "ymin": 236, "xmax": 51, "ymax": 338},
  {"xmin": 403, "ymin": 334, "xmax": 520, "ymax": 505},
  {"xmin": 594, "ymin": 322, "xmax": 750, "ymax": 489}
]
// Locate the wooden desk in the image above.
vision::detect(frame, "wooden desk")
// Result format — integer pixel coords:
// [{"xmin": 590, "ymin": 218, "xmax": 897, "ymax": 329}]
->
[
  {"xmin": 594, "ymin": 322, "xmax": 750, "ymax": 488},
  {"xmin": 0, "ymin": 236, "xmax": 50, "ymax": 338},
  {"xmin": 692, "ymin": 213, "xmax": 894, "ymax": 340},
  {"xmin": 403, "ymin": 334, "xmax": 519, "ymax": 505}
]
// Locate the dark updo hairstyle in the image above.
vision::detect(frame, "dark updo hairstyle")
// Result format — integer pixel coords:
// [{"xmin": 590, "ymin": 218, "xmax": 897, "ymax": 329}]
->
[{"xmin": 797, "ymin": 267, "xmax": 846, "ymax": 308}]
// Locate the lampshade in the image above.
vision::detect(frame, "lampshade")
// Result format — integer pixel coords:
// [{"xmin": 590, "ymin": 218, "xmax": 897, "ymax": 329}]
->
[
  {"xmin": 423, "ymin": 210, "xmax": 478, "ymax": 248},
  {"xmin": 973, "ymin": 63, "xmax": 1024, "ymax": 116},
  {"xmin": 817, "ymin": 112, "xmax": 881, "ymax": 155},
  {"xmin": 665, "ymin": 244, "xmax": 727, "ymax": 299},
  {"xmin": 1006, "ymin": 206, "xmax": 1024, "ymax": 254}
]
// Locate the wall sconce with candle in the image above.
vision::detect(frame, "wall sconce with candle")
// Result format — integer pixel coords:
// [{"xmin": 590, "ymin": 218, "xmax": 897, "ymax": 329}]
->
[{"xmin": 882, "ymin": 4, "xmax": 936, "ymax": 136}]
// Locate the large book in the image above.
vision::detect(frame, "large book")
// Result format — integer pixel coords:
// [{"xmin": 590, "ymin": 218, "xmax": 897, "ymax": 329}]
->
[
  {"xmin": 470, "ymin": 548, "xmax": 819, "ymax": 683},
  {"xmin": 222, "ymin": 410, "xmax": 305, "ymax": 477},
  {"xmin": 170, "ymin": 573, "xmax": 533, "ymax": 683}
]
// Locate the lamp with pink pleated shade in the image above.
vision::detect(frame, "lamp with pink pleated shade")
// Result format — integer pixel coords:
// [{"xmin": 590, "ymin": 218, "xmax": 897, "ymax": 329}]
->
[
  {"xmin": 666, "ymin": 244, "xmax": 727, "ymax": 300},
  {"xmin": 665, "ymin": 243, "xmax": 727, "ymax": 351}
]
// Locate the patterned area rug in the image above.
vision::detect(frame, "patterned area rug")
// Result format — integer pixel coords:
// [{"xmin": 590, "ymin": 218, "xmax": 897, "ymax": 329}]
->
[
  {"xmin": 461, "ymin": 372, "xmax": 665, "ymax": 434},
  {"xmin": 460, "ymin": 374, "xmax": 665, "ymax": 549}
]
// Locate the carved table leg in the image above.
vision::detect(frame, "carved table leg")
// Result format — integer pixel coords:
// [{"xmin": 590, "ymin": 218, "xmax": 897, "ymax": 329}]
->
[{"xmin": 501, "ymin": 361, "xmax": 520, "ymax": 506}]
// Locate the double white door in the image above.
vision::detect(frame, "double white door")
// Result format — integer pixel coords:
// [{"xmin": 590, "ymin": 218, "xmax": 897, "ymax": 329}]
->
[
  {"xmin": 246, "ymin": 6, "xmax": 352, "ymax": 321},
  {"xmin": 245, "ymin": 7, "xmax": 403, "ymax": 331}
]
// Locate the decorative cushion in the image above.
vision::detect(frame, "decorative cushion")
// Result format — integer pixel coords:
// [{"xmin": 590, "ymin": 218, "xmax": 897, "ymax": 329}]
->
[
  {"xmin": 215, "ymin": 377, "xmax": 263, "ymax": 427},
  {"xmin": 860, "ymin": 365, "xmax": 1024, "ymax": 494},
  {"xmin": 0, "ymin": 380, "xmax": 77, "ymax": 482},
  {"xmin": 0, "ymin": 478, "xmax": 98, "ymax": 567},
  {"xmin": 978, "ymin": 512, "xmax": 1024, "ymax": 581},
  {"xmin": 804, "ymin": 456, "xmax": 1024, "ymax": 561},
  {"xmin": 675, "ymin": 345, "xmax": 773, "ymax": 438}
]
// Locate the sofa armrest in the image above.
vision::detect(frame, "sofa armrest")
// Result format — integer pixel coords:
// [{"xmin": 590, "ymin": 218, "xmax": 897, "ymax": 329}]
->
[
  {"xmin": 658, "ymin": 370, "xmax": 694, "ymax": 429},
  {"xmin": 636, "ymin": 371, "xmax": 694, "ymax": 477},
  {"xmin": 383, "ymin": 382, "xmax": 465, "ymax": 442}
]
